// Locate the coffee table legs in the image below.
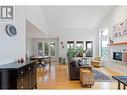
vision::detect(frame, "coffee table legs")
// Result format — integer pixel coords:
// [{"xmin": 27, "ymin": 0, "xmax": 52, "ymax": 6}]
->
[
  {"xmin": 118, "ymin": 81, "xmax": 120, "ymax": 90},
  {"xmin": 118, "ymin": 81, "xmax": 126, "ymax": 90},
  {"xmin": 123, "ymin": 84, "xmax": 126, "ymax": 90}
]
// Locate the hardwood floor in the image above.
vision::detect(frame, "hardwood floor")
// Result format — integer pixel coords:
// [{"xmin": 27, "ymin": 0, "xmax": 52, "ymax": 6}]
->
[{"xmin": 37, "ymin": 62, "xmax": 124, "ymax": 89}]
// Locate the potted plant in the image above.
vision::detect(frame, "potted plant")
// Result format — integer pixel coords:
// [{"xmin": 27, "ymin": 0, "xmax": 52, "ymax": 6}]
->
[
  {"xmin": 67, "ymin": 47, "xmax": 76, "ymax": 62},
  {"xmin": 59, "ymin": 57, "xmax": 63, "ymax": 64},
  {"xmin": 75, "ymin": 47, "xmax": 84, "ymax": 57}
]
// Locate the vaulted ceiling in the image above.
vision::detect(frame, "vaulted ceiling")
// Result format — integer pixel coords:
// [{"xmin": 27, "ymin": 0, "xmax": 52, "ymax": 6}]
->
[{"xmin": 41, "ymin": 6, "xmax": 113, "ymax": 29}]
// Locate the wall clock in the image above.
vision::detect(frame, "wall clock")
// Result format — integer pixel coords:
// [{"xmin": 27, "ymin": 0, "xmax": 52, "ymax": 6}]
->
[{"xmin": 5, "ymin": 24, "xmax": 17, "ymax": 37}]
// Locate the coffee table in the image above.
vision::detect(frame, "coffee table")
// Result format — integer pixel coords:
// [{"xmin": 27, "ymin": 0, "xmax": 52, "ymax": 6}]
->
[
  {"xmin": 112, "ymin": 76, "xmax": 127, "ymax": 90},
  {"xmin": 80, "ymin": 67, "xmax": 94, "ymax": 88}
]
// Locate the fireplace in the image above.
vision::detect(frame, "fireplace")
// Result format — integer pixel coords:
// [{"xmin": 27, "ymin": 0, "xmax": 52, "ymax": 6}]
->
[{"xmin": 113, "ymin": 52, "xmax": 122, "ymax": 61}]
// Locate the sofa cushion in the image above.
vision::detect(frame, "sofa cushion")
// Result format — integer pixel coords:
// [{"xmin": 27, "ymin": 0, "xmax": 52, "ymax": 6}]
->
[{"xmin": 70, "ymin": 61, "xmax": 77, "ymax": 67}]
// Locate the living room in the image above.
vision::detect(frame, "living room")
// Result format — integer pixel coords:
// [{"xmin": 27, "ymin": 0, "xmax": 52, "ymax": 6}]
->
[{"xmin": 0, "ymin": 2, "xmax": 127, "ymax": 95}]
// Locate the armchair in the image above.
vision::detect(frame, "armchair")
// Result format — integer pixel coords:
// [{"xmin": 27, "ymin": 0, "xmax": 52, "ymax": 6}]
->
[{"xmin": 91, "ymin": 57, "xmax": 102, "ymax": 68}]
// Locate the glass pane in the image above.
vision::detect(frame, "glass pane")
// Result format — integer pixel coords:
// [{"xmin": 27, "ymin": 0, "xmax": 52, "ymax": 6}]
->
[
  {"xmin": 38, "ymin": 42, "xmax": 43, "ymax": 56},
  {"xmin": 101, "ymin": 28, "xmax": 108, "ymax": 36},
  {"xmin": 67, "ymin": 41, "xmax": 75, "ymax": 57},
  {"xmin": 50, "ymin": 41, "xmax": 55, "ymax": 56},
  {"xmin": 101, "ymin": 40, "xmax": 109, "ymax": 60},
  {"xmin": 86, "ymin": 41, "xmax": 93, "ymax": 57},
  {"xmin": 75, "ymin": 41, "xmax": 84, "ymax": 57},
  {"xmin": 102, "ymin": 41, "xmax": 108, "ymax": 47},
  {"xmin": 67, "ymin": 41, "xmax": 74, "ymax": 49},
  {"xmin": 87, "ymin": 43, "xmax": 92, "ymax": 48},
  {"xmin": 44, "ymin": 42, "xmax": 49, "ymax": 56}
]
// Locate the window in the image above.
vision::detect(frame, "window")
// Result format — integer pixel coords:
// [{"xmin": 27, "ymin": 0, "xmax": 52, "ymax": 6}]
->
[
  {"xmin": 75, "ymin": 41, "xmax": 84, "ymax": 48},
  {"xmin": 44, "ymin": 42, "xmax": 49, "ymax": 56},
  {"xmin": 86, "ymin": 41, "xmax": 93, "ymax": 57},
  {"xmin": 75, "ymin": 41, "xmax": 84, "ymax": 56},
  {"xmin": 101, "ymin": 40, "xmax": 109, "ymax": 60},
  {"xmin": 50, "ymin": 41, "xmax": 55, "ymax": 56},
  {"xmin": 67, "ymin": 41, "xmax": 84, "ymax": 57},
  {"xmin": 99, "ymin": 27, "xmax": 109, "ymax": 60},
  {"xmin": 101, "ymin": 28, "xmax": 109, "ymax": 36},
  {"xmin": 99, "ymin": 28, "xmax": 109, "ymax": 37},
  {"xmin": 67, "ymin": 41, "xmax": 75, "ymax": 49},
  {"xmin": 38, "ymin": 41, "xmax": 57, "ymax": 57},
  {"xmin": 38, "ymin": 42, "xmax": 43, "ymax": 56},
  {"xmin": 67, "ymin": 41, "xmax": 75, "ymax": 57}
]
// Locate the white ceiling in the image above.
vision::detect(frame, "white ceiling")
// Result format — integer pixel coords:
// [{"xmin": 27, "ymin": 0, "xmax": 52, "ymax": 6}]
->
[{"xmin": 41, "ymin": 6, "xmax": 113, "ymax": 29}]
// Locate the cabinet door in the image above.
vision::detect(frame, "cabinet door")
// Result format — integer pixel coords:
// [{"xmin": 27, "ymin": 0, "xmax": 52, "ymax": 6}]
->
[
  {"xmin": 28, "ymin": 64, "xmax": 37, "ymax": 89},
  {"xmin": 0, "ymin": 70, "xmax": 17, "ymax": 89},
  {"xmin": 17, "ymin": 74, "xmax": 28, "ymax": 89},
  {"xmin": 31, "ymin": 68, "xmax": 37, "ymax": 88}
]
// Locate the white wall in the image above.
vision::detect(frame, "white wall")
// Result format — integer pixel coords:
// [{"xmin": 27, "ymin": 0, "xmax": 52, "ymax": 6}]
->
[
  {"xmin": 26, "ymin": 19, "xmax": 47, "ymax": 57},
  {"xmin": 0, "ymin": 6, "xmax": 48, "ymax": 65},
  {"xmin": 25, "ymin": 6, "xmax": 49, "ymax": 58},
  {"xmin": 25, "ymin": 6, "xmax": 48, "ymax": 35},
  {"xmin": 48, "ymin": 28, "xmax": 99, "ymax": 58},
  {"xmin": 99, "ymin": 7, "xmax": 127, "ymax": 28},
  {"xmin": 26, "ymin": 19, "xmax": 47, "ymax": 38},
  {"xmin": 26, "ymin": 37, "xmax": 32, "ymax": 57},
  {"xmin": 0, "ymin": 6, "xmax": 26, "ymax": 65}
]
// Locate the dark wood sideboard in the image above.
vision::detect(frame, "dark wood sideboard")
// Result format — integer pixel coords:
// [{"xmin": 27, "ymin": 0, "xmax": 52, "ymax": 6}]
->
[{"xmin": 0, "ymin": 60, "xmax": 37, "ymax": 89}]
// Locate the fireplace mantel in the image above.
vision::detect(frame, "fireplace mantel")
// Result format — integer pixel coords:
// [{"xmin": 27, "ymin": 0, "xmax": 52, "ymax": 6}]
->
[{"xmin": 108, "ymin": 42, "xmax": 127, "ymax": 46}]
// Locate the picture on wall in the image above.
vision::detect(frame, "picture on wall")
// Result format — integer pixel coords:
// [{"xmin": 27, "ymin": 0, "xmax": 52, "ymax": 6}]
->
[{"xmin": 113, "ymin": 19, "xmax": 127, "ymax": 38}]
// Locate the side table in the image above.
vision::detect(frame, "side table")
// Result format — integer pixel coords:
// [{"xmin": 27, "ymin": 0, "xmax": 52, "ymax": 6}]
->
[{"xmin": 80, "ymin": 68, "xmax": 95, "ymax": 88}]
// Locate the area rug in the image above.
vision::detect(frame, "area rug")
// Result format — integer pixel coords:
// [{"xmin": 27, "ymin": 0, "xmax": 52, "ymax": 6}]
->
[{"xmin": 93, "ymin": 69, "xmax": 114, "ymax": 82}]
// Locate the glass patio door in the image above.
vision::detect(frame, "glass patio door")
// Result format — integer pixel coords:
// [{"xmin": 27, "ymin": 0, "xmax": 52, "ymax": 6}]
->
[
  {"xmin": 38, "ymin": 41, "xmax": 57, "ymax": 57},
  {"xmin": 50, "ymin": 41, "xmax": 56, "ymax": 56},
  {"xmin": 44, "ymin": 42, "xmax": 49, "ymax": 56},
  {"xmin": 38, "ymin": 42, "xmax": 43, "ymax": 56}
]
